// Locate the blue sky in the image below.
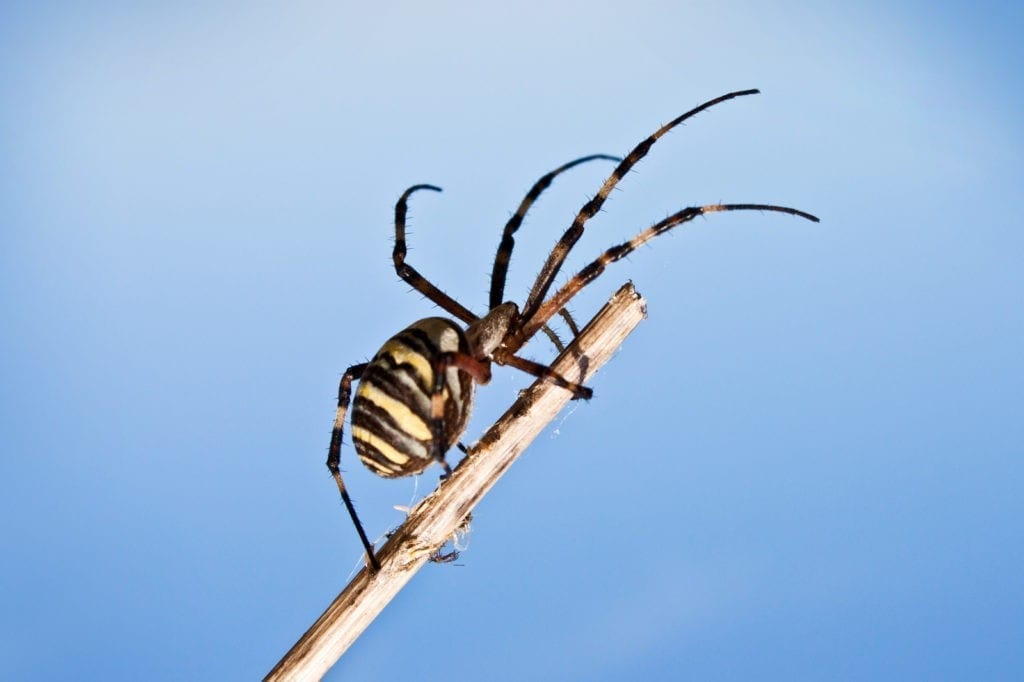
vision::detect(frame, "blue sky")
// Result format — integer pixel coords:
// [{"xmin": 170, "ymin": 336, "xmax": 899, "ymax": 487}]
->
[{"xmin": 2, "ymin": 1, "xmax": 1021, "ymax": 680}]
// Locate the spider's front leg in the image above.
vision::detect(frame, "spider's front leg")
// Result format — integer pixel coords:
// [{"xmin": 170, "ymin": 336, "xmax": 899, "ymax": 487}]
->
[{"xmin": 327, "ymin": 362, "xmax": 381, "ymax": 573}]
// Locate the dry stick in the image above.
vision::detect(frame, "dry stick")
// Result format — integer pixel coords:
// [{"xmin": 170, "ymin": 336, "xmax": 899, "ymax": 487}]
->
[{"xmin": 265, "ymin": 282, "xmax": 648, "ymax": 681}]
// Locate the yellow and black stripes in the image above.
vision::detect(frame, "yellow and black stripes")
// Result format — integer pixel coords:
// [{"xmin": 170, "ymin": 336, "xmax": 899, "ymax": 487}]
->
[{"xmin": 350, "ymin": 318, "xmax": 475, "ymax": 478}]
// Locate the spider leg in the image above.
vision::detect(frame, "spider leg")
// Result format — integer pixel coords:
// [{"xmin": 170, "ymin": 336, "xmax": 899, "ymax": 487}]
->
[
  {"xmin": 554, "ymin": 308, "xmax": 590, "ymax": 375},
  {"xmin": 535, "ymin": 311, "xmax": 583, "ymax": 359},
  {"xmin": 519, "ymin": 203, "xmax": 820, "ymax": 342},
  {"xmin": 520, "ymin": 89, "xmax": 762, "ymax": 323},
  {"xmin": 558, "ymin": 308, "xmax": 581, "ymax": 338},
  {"xmin": 394, "ymin": 184, "xmax": 479, "ymax": 324},
  {"xmin": 539, "ymin": 323, "xmax": 568, "ymax": 354},
  {"xmin": 494, "ymin": 351, "xmax": 593, "ymax": 400},
  {"xmin": 430, "ymin": 351, "xmax": 492, "ymax": 477},
  {"xmin": 489, "ymin": 156, "xmax": 619, "ymax": 356},
  {"xmin": 525, "ymin": 313, "xmax": 588, "ymax": 385},
  {"xmin": 490, "ymin": 154, "xmax": 621, "ymax": 309},
  {"xmin": 326, "ymin": 362, "xmax": 381, "ymax": 573}
]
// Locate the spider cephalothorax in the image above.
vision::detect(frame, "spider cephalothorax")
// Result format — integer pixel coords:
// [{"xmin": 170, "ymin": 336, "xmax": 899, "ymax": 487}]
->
[{"xmin": 327, "ymin": 89, "xmax": 818, "ymax": 572}]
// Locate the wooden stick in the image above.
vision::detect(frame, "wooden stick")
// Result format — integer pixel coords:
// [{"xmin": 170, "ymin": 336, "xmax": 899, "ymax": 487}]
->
[{"xmin": 265, "ymin": 282, "xmax": 647, "ymax": 681}]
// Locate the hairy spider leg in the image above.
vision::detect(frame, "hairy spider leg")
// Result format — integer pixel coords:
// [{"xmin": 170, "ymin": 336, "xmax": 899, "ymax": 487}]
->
[
  {"xmin": 520, "ymin": 89, "xmax": 762, "ymax": 323},
  {"xmin": 518, "ymin": 203, "xmax": 819, "ymax": 344},
  {"xmin": 326, "ymin": 362, "xmax": 381, "ymax": 573}
]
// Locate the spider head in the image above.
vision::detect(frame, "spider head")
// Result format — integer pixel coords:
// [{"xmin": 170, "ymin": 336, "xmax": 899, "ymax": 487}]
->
[{"xmin": 467, "ymin": 302, "xmax": 519, "ymax": 360}]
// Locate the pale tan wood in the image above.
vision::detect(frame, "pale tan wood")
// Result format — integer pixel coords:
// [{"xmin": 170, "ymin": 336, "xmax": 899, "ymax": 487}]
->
[{"xmin": 265, "ymin": 282, "xmax": 647, "ymax": 681}]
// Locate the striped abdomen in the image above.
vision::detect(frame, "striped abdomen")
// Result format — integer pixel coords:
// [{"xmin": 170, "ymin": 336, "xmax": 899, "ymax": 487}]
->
[{"xmin": 351, "ymin": 318, "xmax": 475, "ymax": 478}]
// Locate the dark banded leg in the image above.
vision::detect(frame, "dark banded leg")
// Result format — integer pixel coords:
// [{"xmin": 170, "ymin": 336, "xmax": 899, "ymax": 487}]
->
[
  {"xmin": 326, "ymin": 362, "xmax": 381, "ymax": 573},
  {"xmin": 538, "ymin": 312, "xmax": 581, "ymax": 357},
  {"xmin": 489, "ymin": 154, "xmax": 621, "ymax": 309},
  {"xmin": 394, "ymin": 185, "xmax": 479, "ymax": 325},
  {"xmin": 554, "ymin": 307, "xmax": 589, "ymax": 380},
  {"xmin": 495, "ymin": 351, "xmax": 593, "ymax": 400},
  {"xmin": 429, "ymin": 352, "xmax": 492, "ymax": 476},
  {"xmin": 519, "ymin": 203, "xmax": 820, "ymax": 342},
  {"xmin": 539, "ymin": 324, "xmax": 568, "ymax": 354},
  {"xmin": 520, "ymin": 89, "xmax": 762, "ymax": 323},
  {"xmin": 558, "ymin": 308, "xmax": 581, "ymax": 338}
]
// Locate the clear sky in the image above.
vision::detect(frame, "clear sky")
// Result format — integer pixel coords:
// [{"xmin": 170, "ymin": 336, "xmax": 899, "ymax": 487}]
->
[{"xmin": 2, "ymin": 1, "xmax": 1021, "ymax": 680}]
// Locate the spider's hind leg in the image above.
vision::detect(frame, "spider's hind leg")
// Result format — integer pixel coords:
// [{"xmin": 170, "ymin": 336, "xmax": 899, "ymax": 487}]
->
[{"xmin": 327, "ymin": 362, "xmax": 381, "ymax": 573}]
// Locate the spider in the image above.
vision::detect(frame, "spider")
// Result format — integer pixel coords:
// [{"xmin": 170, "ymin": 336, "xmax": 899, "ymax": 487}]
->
[{"xmin": 328, "ymin": 89, "xmax": 818, "ymax": 572}]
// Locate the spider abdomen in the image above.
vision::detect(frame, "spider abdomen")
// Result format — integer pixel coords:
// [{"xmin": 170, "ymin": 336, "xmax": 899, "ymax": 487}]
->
[{"xmin": 351, "ymin": 318, "xmax": 475, "ymax": 478}]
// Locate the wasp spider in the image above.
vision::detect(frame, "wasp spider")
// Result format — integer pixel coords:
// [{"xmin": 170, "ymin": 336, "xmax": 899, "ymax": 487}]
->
[{"xmin": 328, "ymin": 89, "xmax": 818, "ymax": 572}]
